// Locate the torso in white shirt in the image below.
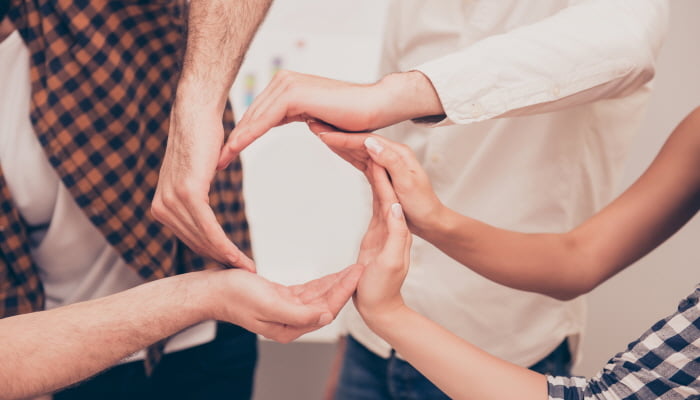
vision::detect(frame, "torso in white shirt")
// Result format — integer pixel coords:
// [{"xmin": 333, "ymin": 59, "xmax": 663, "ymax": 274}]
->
[
  {"xmin": 0, "ymin": 31, "xmax": 215, "ymax": 359},
  {"xmin": 345, "ymin": 0, "xmax": 661, "ymax": 367}
]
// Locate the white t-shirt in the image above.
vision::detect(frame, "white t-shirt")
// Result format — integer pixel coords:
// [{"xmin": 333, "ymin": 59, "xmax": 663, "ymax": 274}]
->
[
  {"xmin": 0, "ymin": 31, "xmax": 215, "ymax": 359},
  {"xmin": 345, "ymin": 0, "xmax": 669, "ymax": 367}
]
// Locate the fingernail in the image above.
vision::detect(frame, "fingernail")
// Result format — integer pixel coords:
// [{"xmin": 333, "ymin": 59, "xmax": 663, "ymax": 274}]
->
[
  {"xmin": 391, "ymin": 203, "xmax": 403, "ymax": 219},
  {"xmin": 364, "ymin": 137, "xmax": 383, "ymax": 154},
  {"xmin": 318, "ymin": 312, "xmax": 333, "ymax": 325}
]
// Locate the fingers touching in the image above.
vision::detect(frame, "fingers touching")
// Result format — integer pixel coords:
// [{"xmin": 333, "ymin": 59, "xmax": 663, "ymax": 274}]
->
[{"xmin": 256, "ymin": 264, "xmax": 364, "ymax": 343}]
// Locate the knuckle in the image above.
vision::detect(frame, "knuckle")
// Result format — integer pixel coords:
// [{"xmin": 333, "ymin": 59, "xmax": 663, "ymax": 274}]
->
[
  {"xmin": 276, "ymin": 69, "xmax": 291, "ymax": 80},
  {"xmin": 278, "ymin": 71, "xmax": 296, "ymax": 86},
  {"xmin": 397, "ymin": 143, "xmax": 412, "ymax": 155},
  {"xmin": 383, "ymin": 151, "xmax": 400, "ymax": 164},
  {"xmin": 160, "ymin": 191, "xmax": 178, "ymax": 209},
  {"xmin": 150, "ymin": 201, "xmax": 165, "ymax": 220},
  {"xmin": 173, "ymin": 183, "xmax": 195, "ymax": 200}
]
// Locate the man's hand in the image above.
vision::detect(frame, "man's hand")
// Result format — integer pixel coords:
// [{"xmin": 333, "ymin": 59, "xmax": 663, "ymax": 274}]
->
[
  {"xmin": 0, "ymin": 264, "xmax": 363, "ymax": 398},
  {"xmin": 206, "ymin": 264, "xmax": 365, "ymax": 343},
  {"xmin": 353, "ymin": 162, "xmax": 411, "ymax": 322},
  {"xmin": 310, "ymin": 121, "xmax": 446, "ymax": 236},
  {"xmin": 152, "ymin": 0, "xmax": 272, "ymax": 271},
  {"xmin": 152, "ymin": 105, "xmax": 255, "ymax": 272},
  {"xmin": 217, "ymin": 70, "xmax": 444, "ymax": 169}
]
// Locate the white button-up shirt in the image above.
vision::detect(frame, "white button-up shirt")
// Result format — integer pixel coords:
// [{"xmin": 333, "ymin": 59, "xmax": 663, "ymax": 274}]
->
[{"xmin": 345, "ymin": 0, "xmax": 669, "ymax": 367}]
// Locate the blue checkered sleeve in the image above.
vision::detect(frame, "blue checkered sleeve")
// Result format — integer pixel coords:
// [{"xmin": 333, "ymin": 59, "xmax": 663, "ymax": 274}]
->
[{"xmin": 548, "ymin": 285, "xmax": 700, "ymax": 400}]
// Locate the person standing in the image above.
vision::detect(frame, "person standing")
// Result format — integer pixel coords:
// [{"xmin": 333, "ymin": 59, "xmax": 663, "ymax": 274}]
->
[{"xmin": 1, "ymin": 0, "xmax": 269, "ymax": 398}]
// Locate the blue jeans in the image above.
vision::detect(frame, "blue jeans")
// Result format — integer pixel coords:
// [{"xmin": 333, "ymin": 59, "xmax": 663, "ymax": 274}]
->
[
  {"xmin": 54, "ymin": 322, "xmax": 258, "ymax": 400},
  {"xmin": 335, "ymin": 335, "xmax": 571, "ymax": 400}
]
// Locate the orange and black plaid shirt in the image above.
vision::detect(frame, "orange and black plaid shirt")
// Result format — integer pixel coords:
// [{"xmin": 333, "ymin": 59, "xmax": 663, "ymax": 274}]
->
[{"xmin": 1, "ymin": 0, "xmax": 251, "ymax": 317}]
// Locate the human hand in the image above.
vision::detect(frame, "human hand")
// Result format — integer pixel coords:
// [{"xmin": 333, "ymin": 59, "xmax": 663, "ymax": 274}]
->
[
  {"xmin": 310, "ymin": 121, "xmax": 445, "ymax": 236},
  {"xmin": 217, "ymin": 70, "xmax": 443, "ymax": 169},
  {"xmin": 206, "ymin": 264, "xmax": 364, "ymax": 343},
  {"xmin": 353, "ymin": 162, "xmax": 412, "ymax": 323},
  {"xmin": 152, "ymin": 104, "xmax": 255, "ymax": 272}
]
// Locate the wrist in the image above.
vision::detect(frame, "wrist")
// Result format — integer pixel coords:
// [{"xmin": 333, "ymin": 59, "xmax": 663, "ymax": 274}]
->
[
  {"xmin": 180, "ymin": 270, "xmax": 225, "ymax": 323},
  {"xmin": 411, "ymin": 203, "xmax": 453, "ymax": 240},
  {"xmin": 362, "ymin": 303, "xmax": 412, "ymax": 336},
  {"xmin": 174, "ymin": 78, "xmax": 228, "ymax": 117},
  {"xmin": 377, "ymin": 71, "xmax": 444, "ymax": 124}
]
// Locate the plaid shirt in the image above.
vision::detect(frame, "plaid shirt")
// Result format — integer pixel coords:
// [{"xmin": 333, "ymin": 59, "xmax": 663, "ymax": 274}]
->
[
  {"xmin": 1, "ymin": 0, "xmax": 251, "ymax": 317},
  {"xmin": 548, "ymin": 285, "xmax": 700, "ymax": 400}
]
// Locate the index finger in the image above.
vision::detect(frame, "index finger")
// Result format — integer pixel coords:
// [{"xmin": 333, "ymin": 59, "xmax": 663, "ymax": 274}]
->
[{"xmin": 188, "ymin": 200, "xmax": 256, "ymax": 272}]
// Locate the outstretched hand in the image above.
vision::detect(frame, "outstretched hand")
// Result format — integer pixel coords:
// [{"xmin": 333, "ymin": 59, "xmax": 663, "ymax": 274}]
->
[{"xmin": 211, "ymin": 264, "xmax": 364, "ymax": 343}]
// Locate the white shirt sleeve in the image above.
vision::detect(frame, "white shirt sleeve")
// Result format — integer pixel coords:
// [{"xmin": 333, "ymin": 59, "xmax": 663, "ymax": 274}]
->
[{"xmin": 414, "ymin": 0, "xmax": 669, "ymax": 125}]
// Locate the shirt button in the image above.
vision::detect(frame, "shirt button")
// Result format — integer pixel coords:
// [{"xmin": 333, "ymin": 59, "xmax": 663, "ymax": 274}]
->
[{"xmin": 430, "ymin": 153, "xmax": 442, "ymax": 164}]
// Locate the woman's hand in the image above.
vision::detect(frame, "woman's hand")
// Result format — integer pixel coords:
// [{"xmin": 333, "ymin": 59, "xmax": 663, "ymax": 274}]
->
[
  {"xmin": 310, "ymin": 121, "xmax": 446, "ymax": 237},
  {"xmin": 353, "ymin": 162, "xmax": 412, "ymax": 324}
]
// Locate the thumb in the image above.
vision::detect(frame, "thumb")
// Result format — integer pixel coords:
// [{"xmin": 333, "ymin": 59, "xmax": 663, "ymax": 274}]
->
[
  {"xmin": 325, "ymin": 264, "xmax": 365, "ymax": 315},
  {"xmin": 266, "ymin": 301, "xmax": 331, "ymax": 328},
  {"xmin": 307, "ymin": 119, "xmax": 336, "ymax": 136}
]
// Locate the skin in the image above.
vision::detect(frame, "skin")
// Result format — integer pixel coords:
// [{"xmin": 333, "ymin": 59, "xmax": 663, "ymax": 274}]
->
[
  {"xmin": 342, "ymin": 107, "xmax": 700, "ymax": 400},
  {"xmin": 0, "ymin": 16, "xmax": 13, "ymax": 42},
  {"xmin": 354, "ymin": 159, "xmax": 546, "ymax": 400},
  {"xmin": 216, "ymin": 70, "xmax": 445, "ymax": 169},
  {"xmin": 0, "ymin": 265, "xmax": 363, "ymax": 400},
  {"xmin": 317, "ymin": 107, "xmax": 700, "ymax": 300},
  {"xmin": 153, "ymin": 0, "xmax": 273, "ymax": 272}
]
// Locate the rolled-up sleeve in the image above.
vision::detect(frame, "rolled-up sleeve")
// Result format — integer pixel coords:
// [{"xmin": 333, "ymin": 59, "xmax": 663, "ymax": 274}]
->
[{"xmin": 414, "ymin": 0, "xmax": 669, "ymax": 125}]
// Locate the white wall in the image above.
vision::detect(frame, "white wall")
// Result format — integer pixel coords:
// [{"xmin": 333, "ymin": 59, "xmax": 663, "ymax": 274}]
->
[{"xmin": 243, "ymin": 0, "xmax": 700, "ymax": 397}]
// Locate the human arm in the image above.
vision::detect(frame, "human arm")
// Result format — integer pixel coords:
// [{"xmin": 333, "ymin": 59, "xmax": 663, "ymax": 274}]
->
[
  {"xmin": 412, "ymin": 0, "xmax": 668, "ymax": 124},
  {"xmin": 319, "ymin": 107, "xmax": 700, "ymax": 301},
  {"xmin": 152, "ymin": 0, "xmax": 273, "ymax": 272},
  {"xmin": 354, "ymin": 161, "xmax": 546, "ymax": 400},
  {"xmin": 0, "ymin": 264, "xmax": 363, "ymax": 399},
  {"xmin": 216, "ymin": 70, "xmax": 443, "ymax": 166},
  {"xmin": 218, "ymin": 0, "xmax": 668, "ymax": 165}
]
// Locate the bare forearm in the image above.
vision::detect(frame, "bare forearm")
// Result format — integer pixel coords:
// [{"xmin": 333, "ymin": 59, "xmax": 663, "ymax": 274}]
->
[
  {"xmin": 416, "ymin": 108, "xmax": 700, "ymax": 301},
  {"xmin": 373, "ymin": 71, "xmax": 444, "ymax": 127},
  {"xmin": 365, "ymin": 307, "xmax": 546, "ymax": 400},
  {"xmin": 0, "ymin": 273, "xmax": 209, "ymax": 399},
  {"xmin": 178, "ymin": 0, "xmax": 272, "ymax": 111},
  {"xmin": 419, "ymin": 210, "xmax": 589, "ymax": 300}
]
